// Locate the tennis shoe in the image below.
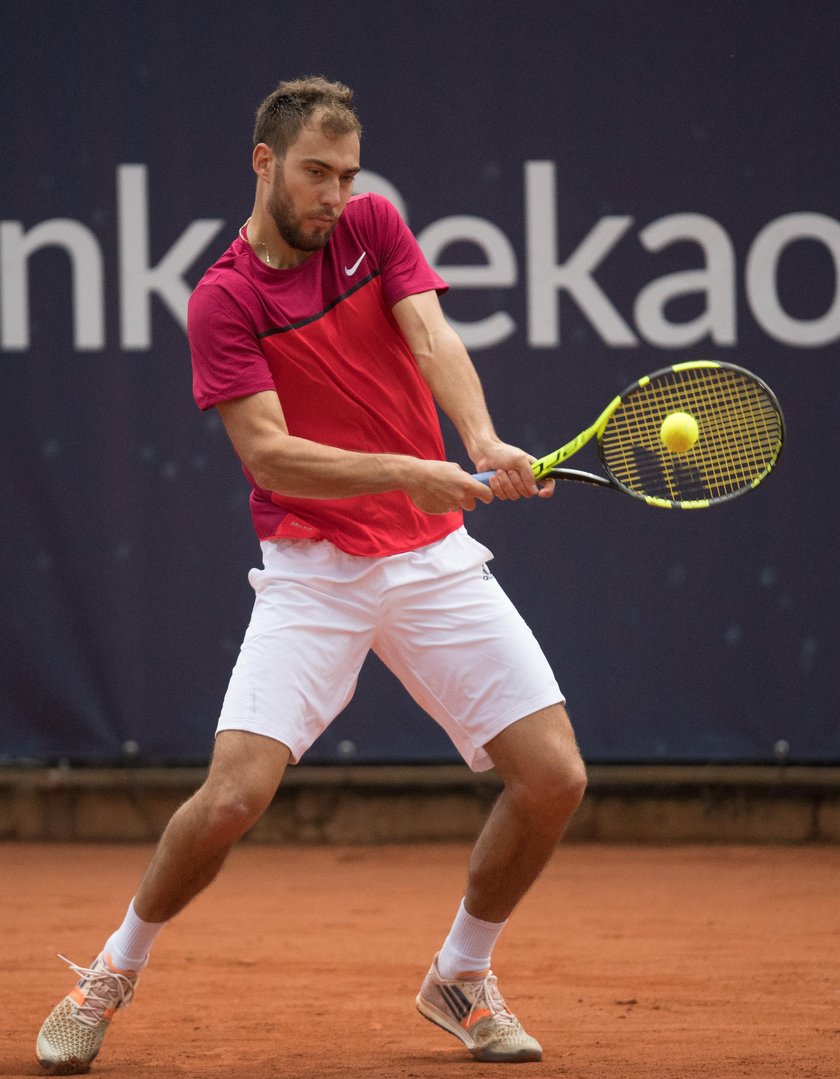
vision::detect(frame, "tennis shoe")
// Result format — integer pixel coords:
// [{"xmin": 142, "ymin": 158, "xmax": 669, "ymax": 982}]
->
[
  {"xmin": 36, "ymin": 952, "xmax": 139, "ymax": 1073},
  {"xmin": 416, "ymin": 955, "xmax": 542, "ymax": 1063}
]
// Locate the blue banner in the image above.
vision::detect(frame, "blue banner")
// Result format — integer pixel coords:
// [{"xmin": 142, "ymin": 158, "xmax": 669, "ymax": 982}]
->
[{"xmin": 1, "ymin": 0, "xmax": 837, "ymax": 764}]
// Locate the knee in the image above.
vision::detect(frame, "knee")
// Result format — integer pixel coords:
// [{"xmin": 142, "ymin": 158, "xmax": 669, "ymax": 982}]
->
[
  {"xmin": 543, "ymin": 753, "xmax": 587, "ymax": 818},
  {"xmin": 509, "ymin": 752, "xmax": 587, "ymax": 828},
  {"xmin": 194, "ymin": 781, "xmax": 274, "ymax": 843}
]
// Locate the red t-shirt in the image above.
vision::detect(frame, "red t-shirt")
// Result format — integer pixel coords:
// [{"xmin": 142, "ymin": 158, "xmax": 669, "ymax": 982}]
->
[{"xmin": 188, "ymin": 193, "xmax": 464, "ymax": 557}]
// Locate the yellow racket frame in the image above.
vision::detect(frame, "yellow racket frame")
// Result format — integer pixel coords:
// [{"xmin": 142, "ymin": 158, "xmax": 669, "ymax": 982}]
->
[{"xmin": 531, "ymin": 361, "xmax": 785, "ymax": 509}]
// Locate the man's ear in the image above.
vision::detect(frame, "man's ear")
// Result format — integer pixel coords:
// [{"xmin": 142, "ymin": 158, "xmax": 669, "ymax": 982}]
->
[{"xmin": 252, "ymin": 143, "xmax": 274, "ymax": 181}]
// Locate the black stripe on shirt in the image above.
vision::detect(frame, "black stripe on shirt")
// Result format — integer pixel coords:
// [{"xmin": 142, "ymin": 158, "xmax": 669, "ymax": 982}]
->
[{"xmin": 257, "ymin": 270, "xmax": 380, "ymax": 338}]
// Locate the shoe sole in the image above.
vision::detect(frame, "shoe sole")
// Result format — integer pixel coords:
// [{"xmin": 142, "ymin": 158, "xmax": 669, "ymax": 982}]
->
[
  {"xmin": 416, "ymin": 992, "xmax": 473, "ymax": 1049},
  {"xmin": 35, "ymin": 1057, "xmax": 93, "ymax": 1076}
]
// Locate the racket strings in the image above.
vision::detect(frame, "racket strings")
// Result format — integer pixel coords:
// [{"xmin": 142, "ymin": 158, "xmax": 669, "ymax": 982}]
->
[
  {"xmin": 650, "ymin": 374, "xmax": 775, "ymax": 493},
  {"xmin": 610, "ymin": 374, "xmax": 778, "ymax": 499},
  {"xmin": 600, "ymin": 367, "xmax": 783, "ymax": 503}
]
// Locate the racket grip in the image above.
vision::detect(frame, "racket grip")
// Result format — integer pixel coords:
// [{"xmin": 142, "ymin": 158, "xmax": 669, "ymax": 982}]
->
[{"xmin": 474, "ymin": 461, "xmax": 546, "ymax": 485}]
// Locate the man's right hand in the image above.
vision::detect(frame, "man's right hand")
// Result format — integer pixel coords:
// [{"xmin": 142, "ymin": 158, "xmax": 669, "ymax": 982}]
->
[{"xmin": 404, "ymin": 460, "xmax": 495, "ymax": 515}]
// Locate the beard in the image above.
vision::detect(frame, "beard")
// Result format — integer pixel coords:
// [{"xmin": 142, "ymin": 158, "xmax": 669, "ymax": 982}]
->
[{"xmin": 267, "ymin": 178, "xmax": 338, "ymax": 253}]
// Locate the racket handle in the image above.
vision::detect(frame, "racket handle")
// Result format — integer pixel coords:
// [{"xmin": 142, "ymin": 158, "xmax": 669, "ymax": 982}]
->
[
  {"xmin": 472, "ymin": 469, "xmax": 549, "ymax": 491},
  {"xmin": 474, "ymin": 461, "xmax": 545, "ymax": 485}
]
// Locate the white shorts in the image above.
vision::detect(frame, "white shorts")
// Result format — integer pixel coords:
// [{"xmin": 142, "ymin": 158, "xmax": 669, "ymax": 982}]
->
[{"xmin": 216, "ymin": 527, "xmax": 564, "ymax": 772}]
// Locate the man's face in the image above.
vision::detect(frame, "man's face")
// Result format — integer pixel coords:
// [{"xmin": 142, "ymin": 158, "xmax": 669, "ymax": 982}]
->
[{"xmin": 267, "ymin": 119, "xmax": 360, "ymax": 254}]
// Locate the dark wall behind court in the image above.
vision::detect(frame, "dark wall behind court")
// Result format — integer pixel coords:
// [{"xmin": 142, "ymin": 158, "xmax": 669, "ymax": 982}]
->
[{"xmin": 1, "ymin": 0, "xmax": 838, "ymax": 766}]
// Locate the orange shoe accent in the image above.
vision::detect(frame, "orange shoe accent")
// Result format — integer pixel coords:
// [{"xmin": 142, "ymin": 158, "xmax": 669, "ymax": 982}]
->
[
  {"xmin": 462, "ymin": 1007, "xmax": 492, "ymax": 1029},
  {"xmin": 69, "ymin": 987, "xmax": 116, "ymax": 1019},
  {"xmin": 101, "ymin": 952, "xmax": 137, "ymax": 977}
]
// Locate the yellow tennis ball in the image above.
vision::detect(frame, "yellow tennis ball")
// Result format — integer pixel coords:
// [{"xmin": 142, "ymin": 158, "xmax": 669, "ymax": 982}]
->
[{"xmin": 660, "ymin": 411, "xmax": 699, "ymax": 454}]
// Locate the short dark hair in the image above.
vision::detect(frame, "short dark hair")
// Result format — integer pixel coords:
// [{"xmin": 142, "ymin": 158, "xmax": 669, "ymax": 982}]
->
[{"xmin": 253, "ymin": 76, "xmax": 362, "ymax": 156}]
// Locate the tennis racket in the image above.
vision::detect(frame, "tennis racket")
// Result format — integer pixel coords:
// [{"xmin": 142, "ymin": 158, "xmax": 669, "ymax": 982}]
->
[{"xmin": 474, "ymin": 361, "xmax": 785, "ymax": 508}]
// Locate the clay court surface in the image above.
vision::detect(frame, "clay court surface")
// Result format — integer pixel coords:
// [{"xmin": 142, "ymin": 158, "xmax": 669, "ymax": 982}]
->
[{"xmin": 1, "ymin": 842, "xmax": 838, "ymax": 1078}]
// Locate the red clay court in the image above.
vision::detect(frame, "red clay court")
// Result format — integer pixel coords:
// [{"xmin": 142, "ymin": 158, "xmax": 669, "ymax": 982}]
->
[{"xmin": 2, "ymin": 841, "xmax": 838, "ymax": 1078}]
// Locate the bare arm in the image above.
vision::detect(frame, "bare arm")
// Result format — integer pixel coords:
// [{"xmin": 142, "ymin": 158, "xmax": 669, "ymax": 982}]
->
[
  {"xmin": 215, "ymin": 390, "xmax": 493, "ymax": 514},
  {"xmin": 392, "ymin": 290, "xmax": 554, "ymax": 500}
]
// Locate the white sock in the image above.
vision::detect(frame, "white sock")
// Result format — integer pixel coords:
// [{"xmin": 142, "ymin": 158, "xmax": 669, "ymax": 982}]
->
[
  {"xmin": 103, "ymin": 898, "xmax": 166, "ymax": 971},
  {"xmin": 436, "ymin": 898, "xmax": 507, "ymax": 980}
]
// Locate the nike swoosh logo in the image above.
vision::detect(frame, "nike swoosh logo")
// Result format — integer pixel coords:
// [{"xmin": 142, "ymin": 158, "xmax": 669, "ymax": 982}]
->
[{"xmin": 344, "ymin": 252, "xmax": 367, "ymax": 276}]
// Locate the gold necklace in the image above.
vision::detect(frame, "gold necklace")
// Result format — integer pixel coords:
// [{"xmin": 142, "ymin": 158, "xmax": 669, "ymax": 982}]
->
[
  {"xmin": 241, "ymin": 220, "xmax": 273, "ymax": 267},
  {"xmin": 253, "ymin": 236, "xmax": 273, "ymax": 267}
]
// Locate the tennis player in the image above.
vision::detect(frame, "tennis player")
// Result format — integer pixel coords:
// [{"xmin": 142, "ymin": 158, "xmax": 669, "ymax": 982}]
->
[{"xmin": 36, "ymin": 76, "xmax": 587, "ymax": 1071}]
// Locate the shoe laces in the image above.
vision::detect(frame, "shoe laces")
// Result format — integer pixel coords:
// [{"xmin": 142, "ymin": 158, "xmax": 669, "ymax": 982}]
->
[
  {"xmin": 477, "ymin": 973, "xmax": 517, "ymax": 1028},
  {"xmin": 58, "ymin": 954, "xmax": 137, "ymax": 1028}
]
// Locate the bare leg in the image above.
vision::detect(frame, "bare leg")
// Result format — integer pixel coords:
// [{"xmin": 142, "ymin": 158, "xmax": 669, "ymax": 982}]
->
[
  {"xmin": 418, "ymin": 706, "xmax": 584, "ymax": 1060},
  {"xmin": 133, "ymin": 731, "xmax": 290, "ymax": 923},
  {"xmin": 464, "ymin": 703, "xmax": 586, "ymax": 923}
]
